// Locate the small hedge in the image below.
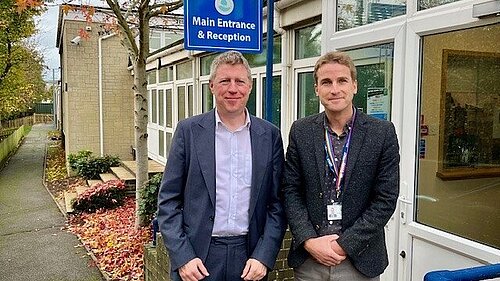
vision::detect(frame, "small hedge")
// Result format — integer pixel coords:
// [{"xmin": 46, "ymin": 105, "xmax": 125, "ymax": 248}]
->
[
  {"xmin": 138, "ymin": 173, "xmax": 163, "ymax": 225},
  {"xmin": 67, "ymin": 150, "xmax": 120, "ymax": 179},
  {"xmin": 72, "ymin": 180, "xmax": 127, "ymax": 213}
]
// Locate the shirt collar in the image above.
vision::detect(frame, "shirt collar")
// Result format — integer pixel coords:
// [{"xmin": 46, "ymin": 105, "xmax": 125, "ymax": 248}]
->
[
  {"xmin": 215, "ymin": 107, "xmax": 251, "ymax": 131},
  {"xmin": 323, "ymin": 108, "xmax": 356, "ymax": 136}
]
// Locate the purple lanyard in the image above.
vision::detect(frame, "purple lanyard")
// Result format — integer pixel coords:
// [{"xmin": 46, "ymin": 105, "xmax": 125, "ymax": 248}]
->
[{"xmin": 324, "ymin": 111, "xmax": 356, "ymax": 198}]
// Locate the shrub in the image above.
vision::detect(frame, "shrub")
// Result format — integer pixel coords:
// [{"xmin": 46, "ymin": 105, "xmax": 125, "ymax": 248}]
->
[
  {"xmin": 138, "ymin": 173, "xmax": 163, "ymax": 225},
  {"xmin": 67, "ymin": 150, "xmax": 120, "ymax": 179},
  {"xmin": 72, "ymin": 180, "xmax": 127, "ymax": 213}
]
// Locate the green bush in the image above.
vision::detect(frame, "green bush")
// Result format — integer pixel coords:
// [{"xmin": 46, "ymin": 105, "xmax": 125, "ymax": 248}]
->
[
  {"xmin": 67, "ymin": 150, "xmax": 120, "ymax": 179},
  {"xmin": 72, "ymin": 180, "xmax": 127, "ymax": 213},
  {"xmin": 138, "ymin": 173, "xmax": 163, "ymax": 225}
]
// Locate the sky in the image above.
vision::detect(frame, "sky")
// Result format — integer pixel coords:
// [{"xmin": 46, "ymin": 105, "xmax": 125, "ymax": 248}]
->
[{"xmin": 35, "ymin": 4, "xmax": 60, "ymax": 81}]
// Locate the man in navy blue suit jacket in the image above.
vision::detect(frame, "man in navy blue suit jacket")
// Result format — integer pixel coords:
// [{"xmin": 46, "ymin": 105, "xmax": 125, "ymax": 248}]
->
[{"xmin": 157, "ymin": 51, "xmax": 286, "ymax": 281}]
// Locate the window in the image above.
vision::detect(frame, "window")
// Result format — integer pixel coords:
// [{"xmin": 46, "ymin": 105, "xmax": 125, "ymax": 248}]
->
[
  {"xmin": 262, "ymin": 76, "xmax": 281, "ymax": 128},
  {"xmin": 297, "ymin": 72, "xmax": 318, "ymax": 118},
  {"xmin": 147, "ymin": 70, "xmax": 157, "ymax": 85},
  {"xmin": 177, "ymin": 61, "xmax": 193, "ymax": 80},
  {"xmin": 166, "ymin": 89, "xmax": 172, "ymax": 127},
  {"xmin": 158, "ymin": 89, "xmax": 164, "ymax": 126},
  {"xmin": 188, "ymin": 85, "xmax": 194, "ymax": 117},
  {"xmin": 416, "ymin": 24, "xmax": 500, "ymax": 249},
  {"xmin": 178, "ymin": 86, "xmax": 186, "ymax": 121},
  {"xmin": 346, "ymin": 43, "xmax": 394, "ymax": 120},
  {"xmin": 150, "ymin": 31, "xmax": 161, "ymax": 51},
  {"xmin": 245, "ymin": 36, "xmax": 282, "ymax": 67},
  {"xmin": 159, "ymin": 130, "xmax": 165, "ymax": 157},
  {"xmin": 151, "ymin": 89, "xmax": 157, "ymax": 124},
  {"xmin": 337, "ymin": 0, "xmax": 406, "ymax": 31},
  {"xmin": 159, "ymin": 66, "xmax": 173, "ymax": 83},
  {"xmin": 200, "ymin": 53, "xmax": 219, "ymax": 76},
  {"xmin": 248, "ymin": 78, "xmax": 257, "ymax": 116},
  {"xmin": 418, "ymin": 0, "xmax": 460, "ymax": 10},
  {"xmin": 295, "ymin": 23, "xmax": 322, "ymax": 59},
  {"xmin": 201, "ymin": 83, "xmax": 213, "ymax": 112}
]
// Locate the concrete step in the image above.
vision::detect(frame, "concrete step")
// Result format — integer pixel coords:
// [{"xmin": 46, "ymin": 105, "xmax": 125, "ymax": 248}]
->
[
  {"xmin": 121, "ymin": 160, "xmax": 165, "ymax": 176},
  {"xmin": 75, "ymin": 185, "xmax": 89, "ymax": 196},
  {"xmin": 63, "ymin": 191, "xmax": 77, "ymax": 213},
  {"xmin": 110, "ymin": 166, "xmax": 136, "ymax": 181},
  {"xmin": 87, "ymin": 179, "xmax": 103, "ymax": 187},
  {"xmin": 99, "ymin": 173, "xmax": 119, "ymax": 182}
]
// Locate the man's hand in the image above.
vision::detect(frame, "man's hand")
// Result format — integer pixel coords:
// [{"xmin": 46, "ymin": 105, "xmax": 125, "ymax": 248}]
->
[
  {"xmin": 179, "ymin": 258, "xmax": 209, "ymax": 281},
  {"xmin": 303, "ymin": 235, "xmax": 346, "ymax": 266},
  {"xmin": 241, "ymin": 258, "xmax": 267, "ymax": 281}
]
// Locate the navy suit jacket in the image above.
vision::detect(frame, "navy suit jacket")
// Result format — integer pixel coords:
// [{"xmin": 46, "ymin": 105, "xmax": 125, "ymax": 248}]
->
[
  {"xmin": 157, "ymin": 109, "xmax": 286, "ymax": 276},
  {"xmin": 282, "ymin": 111, "xmax": 400, "ymax": 278}
]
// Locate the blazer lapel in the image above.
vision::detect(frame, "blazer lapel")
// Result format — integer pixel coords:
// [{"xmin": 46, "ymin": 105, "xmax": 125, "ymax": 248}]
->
[
  {"xmin": 343, "ymin": 110, "xmax": 367, "ymax": 190},
  {"xmin": 248, "ymin": 117, "xmax": 269, "ymax": 220},
  {"xmin": 193, "ymin": 111, "xmax": 216, "ymax": 207}
]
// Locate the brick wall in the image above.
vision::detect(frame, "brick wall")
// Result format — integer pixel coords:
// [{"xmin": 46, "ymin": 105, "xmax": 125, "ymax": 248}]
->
[{"xmin": 144, "ymin": 231, "xmax": 294, "ymax": 281}]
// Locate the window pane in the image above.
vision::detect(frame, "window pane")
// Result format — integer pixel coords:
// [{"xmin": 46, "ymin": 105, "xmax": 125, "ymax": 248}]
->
[
  {"xmin": 202, "ymin": 83, "xmax": 213, "ymax": 112},
  {"xmin": 178, "ymin": 86, "xmax": 186, "ymax": 121},
  {"xmin": 150, "ymin": 31, "xmax": 161, "ymax": 51},
  {"xmin": 245, "ymin": 36, "xmax": 282, "ymax": 67},
  {"xmin": 200, "ymin": 53, "xmax": 219, "ymax": 76},
  {"xmin": 166, "ymin": 132, "xmax": 172, "ymax": 156},
  {"xmin": 297, "ymin": 72, "xmax": 318, "ymax": 118},
  {"xmin": 248, "ymin": 78, "xmax": 257, "ymax": 115},
  {"xmin": 159, "ymin": 130, "xmax": 165, "ymax": 157},
  {"xmin": 159, "ymin": 66, "xmax": 174, "ymax": 83},
  {"xmin": 148, "ymin": 70, "xmax": 157, "ymax": 84},
  {"xmin": 148, "ymin": 90, "xmax": 152, "ymax": 122},
  {"xmin": 417, "ymin": 24, "xmax": 500, "ymax": 249},
  {"xmin": 158, "ymin": 89, "xmax": 164, "ymax": 126},
  {"xmin": 345, "ymin": 43, "xmax": 394, "ymax": 120},
  {"xmin": 188, "ymin": 85, "xmax": 193, "ymax": 117},
  {"xmin": 262, "ymin": 76, "xmax": 281, "ymax": 128},
  {"xmin": 166, "ymin": 89, "xmax": 172, "ymax": 127},
  {"xmin": 152, "ymin": 89, "xmax": 157, "ymax": 124},
  {"xmin": 295, "ymin": 23, "xmax": 322, "ymax": 59},
  {"xmin": 337, "ymin": 0, "xmax": 406, "ymax": 31},
  {"xmin": 418, "ymin": 0, "xmax": 459, "ymax": 10},
  {"xmin": 177, "ymin": 61, "xmax": 193, "ymax": 80}
]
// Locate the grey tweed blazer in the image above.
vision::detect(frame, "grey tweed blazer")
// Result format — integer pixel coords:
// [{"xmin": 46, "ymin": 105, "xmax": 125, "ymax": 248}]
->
[{"xmin": 282, "ymin": 110, "xmax": 400, "ymax": 278}]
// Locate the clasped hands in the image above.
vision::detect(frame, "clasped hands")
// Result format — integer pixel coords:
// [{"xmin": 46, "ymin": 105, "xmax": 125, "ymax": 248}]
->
[
  {"xmin": 179, "ymin": 257, "xmax": 266, "ymax": 281},
  {"xmin": 303, "ymin": 234, "xmax": 347, "ymax": 266}
]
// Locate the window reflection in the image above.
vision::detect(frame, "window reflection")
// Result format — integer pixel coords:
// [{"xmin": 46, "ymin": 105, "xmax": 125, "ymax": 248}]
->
[
  {"xmin": 337, "ymin": 0, "xmax": 406, "ymax": 31},
  {"xmin": 417, "ymin": 24, "xmax": 500, "ymax": 249},
  {"xmin": 297, "ymin": 72, "xmax": 318, "ymax": 118},
  {"xmin": 295, "ymin": 23, "xmax": 321, "ymax": 60},
  {"xmin": 418, "ymin": 0, "xmax": 459, "ymax": 10},
  {"xmin": 262, "ymin": 76, "xmax": 281, "ymax": 128}
]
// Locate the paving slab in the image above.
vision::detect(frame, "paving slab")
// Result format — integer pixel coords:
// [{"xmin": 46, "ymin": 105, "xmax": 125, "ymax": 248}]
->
[{"xmin": 0, "ymin": 124, "xmax": 103, "ymax": 281}]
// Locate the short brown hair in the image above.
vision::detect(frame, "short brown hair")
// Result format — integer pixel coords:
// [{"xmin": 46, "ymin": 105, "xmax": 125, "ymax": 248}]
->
[
  {"xmin": 209, "ymin": 50, "xmax": 252, "ymax": 82},
  {"xmin": 313, "ymin": 51, "xmax": 357, "ymax": 83}
]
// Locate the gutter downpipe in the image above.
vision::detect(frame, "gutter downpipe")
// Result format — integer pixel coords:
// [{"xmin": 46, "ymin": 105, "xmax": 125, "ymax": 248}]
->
[{"xmin": 98, "ymin": 33, "xmax": 116, "ymax": 157}]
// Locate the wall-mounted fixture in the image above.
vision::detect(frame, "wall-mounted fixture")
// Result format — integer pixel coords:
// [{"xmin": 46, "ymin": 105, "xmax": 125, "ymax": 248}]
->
[{"xmin": 70, "ymin": 36, "xmax": 81, "ymax": 45}]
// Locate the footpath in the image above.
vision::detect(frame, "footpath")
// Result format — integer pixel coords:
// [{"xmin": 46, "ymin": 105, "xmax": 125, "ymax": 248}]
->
[{"xmin": 0, "ymin": 124, "xmax": 103, "ymax": 281}]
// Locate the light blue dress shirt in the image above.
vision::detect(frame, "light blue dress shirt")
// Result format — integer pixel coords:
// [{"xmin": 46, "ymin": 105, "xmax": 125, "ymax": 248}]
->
[{"xmin": 212, "ymin": 109, "xmax": 252, "ymax": 237}]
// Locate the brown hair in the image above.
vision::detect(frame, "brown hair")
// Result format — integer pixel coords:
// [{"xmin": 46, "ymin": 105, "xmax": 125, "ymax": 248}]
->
[{"xmin": 313, "ymin": 51, "xmax": 357, "ymax": 83}]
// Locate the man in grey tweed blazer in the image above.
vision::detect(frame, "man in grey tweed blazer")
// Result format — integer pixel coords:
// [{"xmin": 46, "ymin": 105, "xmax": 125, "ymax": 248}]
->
[{"xmin": 282, "ymin": 51, "xmax": 400, "ymax": 280}]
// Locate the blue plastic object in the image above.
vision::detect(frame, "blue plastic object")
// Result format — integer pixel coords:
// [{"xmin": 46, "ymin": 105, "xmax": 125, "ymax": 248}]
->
[{"xmin": 424, "ymin": 263, "xmax": 500, "ymax": 281}]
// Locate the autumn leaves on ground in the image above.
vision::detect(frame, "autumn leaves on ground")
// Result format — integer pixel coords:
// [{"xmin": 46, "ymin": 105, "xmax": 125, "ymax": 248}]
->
[{"xmin": 45, "ymin": 133, "xmax": 152, "ymax": 281}]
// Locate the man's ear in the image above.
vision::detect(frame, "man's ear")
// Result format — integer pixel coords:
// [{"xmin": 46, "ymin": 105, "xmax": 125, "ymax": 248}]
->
[{"xmin": 314, "ymin": 84, "xmax": 319, "ymax": 96}]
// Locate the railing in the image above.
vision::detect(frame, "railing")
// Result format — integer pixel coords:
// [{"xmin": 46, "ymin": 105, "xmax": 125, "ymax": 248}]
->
[{"xmin": 424, "ymin": 263, "xmax": 500, "ymax": 281}]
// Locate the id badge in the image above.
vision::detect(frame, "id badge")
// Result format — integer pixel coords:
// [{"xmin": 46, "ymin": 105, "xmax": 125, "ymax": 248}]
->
[{"xmin": 327, "ymin": 203, "xmax": 342, "ymax": 221}]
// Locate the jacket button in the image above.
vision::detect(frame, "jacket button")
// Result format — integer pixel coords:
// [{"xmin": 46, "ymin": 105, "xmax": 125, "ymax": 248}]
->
[
  {"xmin": 319, "ymin": 192, "xmax": 323, "ymax": 199},
  {"xmin": 315, "ymin": 224, "xmax": 320, "ymax": 230},
  {"xmin": 209, "ymin": 216, "xmax": 214, "ymax": 221}
]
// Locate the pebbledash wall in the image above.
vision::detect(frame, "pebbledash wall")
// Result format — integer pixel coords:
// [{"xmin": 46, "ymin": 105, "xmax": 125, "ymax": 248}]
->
[{"xmin": 58, "ymin": 11, "xmax": 135, "ymax": 160}]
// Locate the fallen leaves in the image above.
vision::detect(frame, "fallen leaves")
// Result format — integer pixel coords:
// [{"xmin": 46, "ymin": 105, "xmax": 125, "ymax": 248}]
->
[{"xmin": 68, "ymin": 197, "xmax": 152, "ymax": 280}]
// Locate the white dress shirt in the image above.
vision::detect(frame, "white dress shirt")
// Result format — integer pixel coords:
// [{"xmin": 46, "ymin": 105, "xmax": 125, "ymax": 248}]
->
[{"xmin": 212, "ymin": 109, "xmax": 252, "ymax": 236}]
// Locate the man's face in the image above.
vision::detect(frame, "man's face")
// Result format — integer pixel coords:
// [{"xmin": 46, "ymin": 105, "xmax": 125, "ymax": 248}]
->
[
  {"xmin": 315, "ymin": 62, "xmax": 357, "ymax": 116},
  {"xmin": 210, "ymin": 63, "xmax": 252, "ymax": 116}
]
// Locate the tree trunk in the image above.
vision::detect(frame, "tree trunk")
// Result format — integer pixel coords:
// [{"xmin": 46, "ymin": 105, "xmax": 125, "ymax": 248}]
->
[{"xmin": 133, "ymin": 60, "xmax": 149, "ymax": 227}]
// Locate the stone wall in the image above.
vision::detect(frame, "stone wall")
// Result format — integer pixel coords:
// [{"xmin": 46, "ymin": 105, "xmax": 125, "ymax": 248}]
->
[{"xmin": 144, "ymin": 231, "xmax": 294, "ymax": 281}]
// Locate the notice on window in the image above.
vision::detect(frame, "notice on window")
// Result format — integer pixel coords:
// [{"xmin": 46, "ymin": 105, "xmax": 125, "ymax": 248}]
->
[{"xmin": 367, "ymin": 87, "xmax": 389, "ymax": 120}]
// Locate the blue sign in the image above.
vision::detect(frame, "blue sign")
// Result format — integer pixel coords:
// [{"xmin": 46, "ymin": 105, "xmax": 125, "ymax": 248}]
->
[{"xmin": 184, "ymin": 0, "xmax": 263, "ymax": 53}]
